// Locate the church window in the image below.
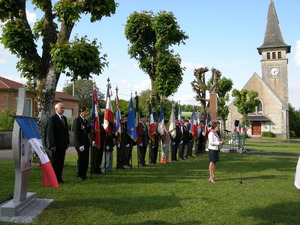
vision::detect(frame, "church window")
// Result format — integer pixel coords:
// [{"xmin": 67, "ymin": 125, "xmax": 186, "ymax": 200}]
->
[
  {"xmin": 256, "ymin": 100, "xmax": 263, "ymax": 114},
  {"xmin": 272, "ymin": 52, "xmax": 276, "ymax": 59},
  {"xmin": 278, "ymin": 52, "xmax": 282, "ymax": 59},
  {"xmin": 267, "ymin": 52, "xmax": 270, "ymax": 59}
]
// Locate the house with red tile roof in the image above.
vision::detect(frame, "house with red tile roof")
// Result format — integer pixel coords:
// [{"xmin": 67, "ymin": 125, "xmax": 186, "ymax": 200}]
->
[{"xmin": 0, "ymin": 76, "xmax": 79, "ymax": 118}]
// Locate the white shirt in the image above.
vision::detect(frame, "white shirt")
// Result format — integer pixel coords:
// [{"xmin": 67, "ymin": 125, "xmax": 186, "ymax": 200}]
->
[{"xmin": 208, "ymin": 130, "xmax": 221, "ymax": 151}]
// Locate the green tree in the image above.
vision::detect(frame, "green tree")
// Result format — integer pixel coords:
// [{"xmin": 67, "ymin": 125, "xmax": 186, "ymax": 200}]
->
[
  {"xmin": 63, "ymin": 80, "xmax": 104, "ymax": 109},
  {"xmin": 0, "ymin": 109, "xmax": 15, "ymax": 131},
  {"xmin": 289, "ymin": 104, "xmax": 300, "ymax": 137},
  {"xmin": 0, "ymin": 0, "xmax": 117, "ymax": 137},
  {"xmin": 232, "ymin": 89, "xmax": 260, "ymax": 127},
  {"xmin": 135, "ymin": 89, "xmax": 172, "ymax": 121},
  {"xmin": 215, "ymin": 77, "xmax": 233, "ymax": 130},
  {"xmin": 125, "ymin": 11, "xmax": 188, "ymax": 105}
]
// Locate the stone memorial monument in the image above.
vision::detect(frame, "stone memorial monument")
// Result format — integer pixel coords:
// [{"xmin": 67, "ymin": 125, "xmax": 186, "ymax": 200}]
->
[{"xmin": 0, "ymin": 88, "xmax": 53, "ymax": 223}]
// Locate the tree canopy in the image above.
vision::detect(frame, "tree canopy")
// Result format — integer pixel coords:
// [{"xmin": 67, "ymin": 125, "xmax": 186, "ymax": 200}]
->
[
  {"xmin": 232, "ymin": 89, "xmax": 260, "ymax": 125},
  {"xmin": 125, "ymin": 10, "xmax": 188, "ymax": 105},
  {"xmin": 0, "ymin": 0, "xmax": 117, "ymax": 136}
]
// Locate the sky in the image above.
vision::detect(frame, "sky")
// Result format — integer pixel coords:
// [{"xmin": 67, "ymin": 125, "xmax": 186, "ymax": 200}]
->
[{"xmin": 1, "ymin": 0, "xmax": 300, "ymax": 109}]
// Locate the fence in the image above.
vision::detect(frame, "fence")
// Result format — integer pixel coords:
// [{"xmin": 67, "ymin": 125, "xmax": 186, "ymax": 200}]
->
[{"xmin": 221, "ymin": 132, "xmax": 246, "ymax": 153}]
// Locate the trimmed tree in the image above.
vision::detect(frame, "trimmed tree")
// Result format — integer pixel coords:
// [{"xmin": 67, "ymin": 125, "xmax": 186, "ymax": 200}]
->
[
  {"xmin": 232, "ymin": 89, "xmax": 260, "ymax": 129},
  {"xmin": 190, "ymin": 67, "xmax": 222, "ymax": 114},
  {"xmin": 125, "ymin": 10, "xmax": 188, "ymax": 105},
  {"xmin": 215, "ymin": 77, "xmax": 233, "ymax": 130},
  {"xmin": 0, "ymin": 0, "xmax": 117, "ymax": 138}
]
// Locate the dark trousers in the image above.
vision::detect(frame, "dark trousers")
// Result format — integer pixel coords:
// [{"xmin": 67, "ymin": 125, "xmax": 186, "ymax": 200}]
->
[
  {"xmin": 51, "ymin": 148, "xmax": 66, "ymax": 182},
  {"xmin": 91, "ymin": 145, "xmax": 104, "ymax": 174},
  {"xmin": 76, "ymin": 145, "xmax": 89, "ymax": 178},
  {"xmin": 150, "ymin": 145, "xmax": 159, "ymax": 163},
  {"xmin": 198, "ymin": 139, "xmax": 206, "ymax": 154},
  {"xmin": 188, "ymin": 140, "xmax": 193, "ymax": 157},
  {"xmin": 171, "ymin": 142, "xmax": 178, "ymax": 161},
  {"xmin": 179, "ymin": 141, "xmax": 189, "ymax": 159},
  {"xmin": 137, "ymin": 145, "xmax": 147, "ymax": 165},
  {"xmin": 124, "ymin": 146, "xmax": 132, "ymax": 167},
  {"xmin": 117, "ymin": 146, "xmax": 125, "ymax": 169}
]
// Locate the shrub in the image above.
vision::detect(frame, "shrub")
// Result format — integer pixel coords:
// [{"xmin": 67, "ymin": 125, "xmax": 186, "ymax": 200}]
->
[
  {"xmin": 261, "ymin": 131, "xmax": 276, "ymax": 137},
  {"xmin": 0, "ymin": 109, "xmax": 15, "ymax": 131}
]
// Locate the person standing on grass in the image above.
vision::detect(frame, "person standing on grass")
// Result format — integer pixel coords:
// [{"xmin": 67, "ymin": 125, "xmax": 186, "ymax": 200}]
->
[
  {"xmin": 208, "ymin": 121, "xmax": 224, "ymax": 183},
  {"xmin": 295, "ymin": 156, "xmax": 300, "ymax": 191},
  {"xmin": 73, "ymin": 107, "xmax": 90, "ymax": 180},
  {"xmin": 136, "ymin": 115, "xmax": 149, "ymax": 166},
  {"xmin": 47, "ymin": 102, "xmax": 70, "ymax": 184}
]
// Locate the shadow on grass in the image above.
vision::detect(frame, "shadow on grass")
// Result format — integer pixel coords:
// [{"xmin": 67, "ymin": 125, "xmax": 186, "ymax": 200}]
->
[
  {"xmin": 52, "ymin": 194, "xmax": 186, "ymax": 216},
  {"xmin": 122, "ymin": 220, "xmax": 203, "ymax": 225},
  {"xmin": 240, "ymin": 201, "xmax": 300, "ymax": 224}
]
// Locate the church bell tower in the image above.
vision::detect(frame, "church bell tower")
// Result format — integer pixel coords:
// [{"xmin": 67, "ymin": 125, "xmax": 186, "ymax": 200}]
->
[{"xmin": 257, "ymin": 0, "xmax": 291, "ymax": 106}]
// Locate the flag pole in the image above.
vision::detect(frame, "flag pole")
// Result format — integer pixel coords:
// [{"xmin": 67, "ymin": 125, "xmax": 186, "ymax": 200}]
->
[
  {"xmin": 104, "ymin": 77, "xmax": 110, "ymax": 174},
  {"xmin": 89, "ymin": 88, "xmax": 95, "ymax": 179},
  {"xmin": 135, "ymin": 91, "xmax": 139, "ymax": 167}
]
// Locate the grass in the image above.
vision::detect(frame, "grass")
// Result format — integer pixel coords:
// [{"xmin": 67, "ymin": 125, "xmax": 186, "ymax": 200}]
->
[{"xmin": 1, "ymin": 141, "xmax": 300, "ymax": 225}]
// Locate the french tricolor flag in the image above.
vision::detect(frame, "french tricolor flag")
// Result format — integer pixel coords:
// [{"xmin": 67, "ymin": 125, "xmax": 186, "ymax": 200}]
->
[
  {"xmin": 149, "ymin": 104, "xmax": 155, "ymax": 142},
  {"xmin": 15, "ymin": 117, "xmax": 59, "ymax": 188},
  {"xmin": 104, "ymin": 83, "xmax": 114, "ymax": 136}
]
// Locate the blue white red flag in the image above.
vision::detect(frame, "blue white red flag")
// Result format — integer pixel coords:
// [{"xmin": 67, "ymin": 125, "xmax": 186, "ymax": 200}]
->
[
  {"xmin": 190, "ymin": 109, "xmax": 198, "ymax": 140},
  {"xmin": 91, "ymin": 90, "xmax": 101, "ymax": 148},
  {"xmin": 115, "ymin": 93, "xmax": 121, "ymax": 143},
  {"xmin": 149, "ymin": 104, "xmax": 155, "ymax": 142},
  {"xmin": 15, "ymin": 117, "xmax": 59, "ymax": 188},
  {"xmin": 158, "ymin": 104, "xmax": 165, "ymax": 137},
  {"xmin": 104, "ymin": 83, "xmax": 114, "ymax": 136},
  {"xmin": 127, "ymin": 97, "xmax": 137, "ymax": 141}
]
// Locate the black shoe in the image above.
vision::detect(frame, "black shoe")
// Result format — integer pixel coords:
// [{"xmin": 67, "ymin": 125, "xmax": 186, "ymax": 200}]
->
[{"xmin": 58, "ymin": 179, "xmax": 65, "ymax": 184}]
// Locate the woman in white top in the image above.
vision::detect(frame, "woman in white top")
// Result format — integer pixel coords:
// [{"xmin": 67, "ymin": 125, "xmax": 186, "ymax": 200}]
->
[{"xmin": 208, "ymin": 122, "xmax": 224, "ymax": 183}]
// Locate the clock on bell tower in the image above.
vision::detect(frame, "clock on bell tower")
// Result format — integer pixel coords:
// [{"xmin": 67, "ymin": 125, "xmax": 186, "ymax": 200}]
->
[{"xmin": 257, "ymin": 0, "xmax": 290, "ymax": 105}]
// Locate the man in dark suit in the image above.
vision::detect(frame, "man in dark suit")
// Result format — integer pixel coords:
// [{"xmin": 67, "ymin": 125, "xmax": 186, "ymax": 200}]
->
[
  {"xmin": 90, "ymin": 109, "xmax": 106, "ymax": 176},
  {"xmin": 180, "ymin": 120, "xmax": 190, "ymax": 160},
  {"xmin": 47, "ymin": 102, "xmax": 70, "ymax": 184},
  {"xmin": 136, "ymin": 115, "xmax": 149, "ymax": 166},
  {"xmin": 73, "ymin": 107, "xmax": 90, "ymax": 180},
  {"xmin": 170, "ymin": 119, "xmax": 182, "ymax": 162}
]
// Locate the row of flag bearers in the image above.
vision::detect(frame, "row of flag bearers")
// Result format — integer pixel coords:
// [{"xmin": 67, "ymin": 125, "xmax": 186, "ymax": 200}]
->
[
  {"xmin": 87, "ymin": 83, "xmax": 213, "ymax": 174},
  {"xmin": 13, "ymin": 83, "xmax": 213, "ymax": 189}
]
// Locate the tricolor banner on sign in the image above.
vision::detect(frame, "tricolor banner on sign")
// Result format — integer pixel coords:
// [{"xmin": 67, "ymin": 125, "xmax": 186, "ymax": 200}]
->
[{"xmin": 15, "ymin": 117, "xmax": 59, "ymax": 188}]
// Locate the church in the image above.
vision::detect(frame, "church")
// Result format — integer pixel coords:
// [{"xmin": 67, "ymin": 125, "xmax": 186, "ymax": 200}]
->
[{"xmin": 226, "ymin": 0, "xmax": 290, "ymax": 139}]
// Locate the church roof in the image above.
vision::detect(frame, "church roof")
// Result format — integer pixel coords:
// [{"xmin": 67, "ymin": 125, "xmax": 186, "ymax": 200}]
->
[
  {"xmin": 257, "ymin": 0, "xmax": 290, "ymax": 54},
  {"xmin": 247, "ymin": 115, "xmax": 270, "ymax": 122}
]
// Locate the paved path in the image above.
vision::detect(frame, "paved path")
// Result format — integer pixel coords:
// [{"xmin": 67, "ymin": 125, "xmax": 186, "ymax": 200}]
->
[{"xmin": 0, "ymin": 147, "xmax": 77, "ymax": 161}]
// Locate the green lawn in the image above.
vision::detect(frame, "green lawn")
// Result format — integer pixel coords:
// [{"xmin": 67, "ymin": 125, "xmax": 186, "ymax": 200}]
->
[{"xmin": 1, "ymin": 141, "xmax": 300, "ymax": 225}]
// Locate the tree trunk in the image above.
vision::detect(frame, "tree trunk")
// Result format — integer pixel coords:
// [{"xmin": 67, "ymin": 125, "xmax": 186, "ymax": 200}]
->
[
  {"xmin": 37, "ymin": 66, "xmax": 60, "ymax": 145},
  {"xmin": 150, "ymin": 77, "xmax": 159, "ymax": 106}
]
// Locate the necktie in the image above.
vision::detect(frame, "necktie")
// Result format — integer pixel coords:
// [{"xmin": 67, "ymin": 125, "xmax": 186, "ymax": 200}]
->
[{"xmin": 61, "ymin": 116, "xmax": 65, "ymax": 126}]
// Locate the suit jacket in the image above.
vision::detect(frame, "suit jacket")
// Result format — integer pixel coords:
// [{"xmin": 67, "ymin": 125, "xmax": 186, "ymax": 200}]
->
[
  {"xmin": 136, "ymin": 122, "xmax": 148, "ymax": 146},
  {"xmin": 182, "ymin": 125, "xmax": 190, "ymax": 142},
  {"xmin": 73, "ymin": 116, "xmax": 90, "ymax": 148},
  {"xmin": 47, "ymin": 114, "xmax": 70, "ymax": 150}
]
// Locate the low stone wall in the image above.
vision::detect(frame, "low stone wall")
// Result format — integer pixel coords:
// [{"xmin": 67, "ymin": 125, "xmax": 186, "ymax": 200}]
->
[{"xmin": 0, "ymin": 131, "xmax": 74, "ymax": 149}]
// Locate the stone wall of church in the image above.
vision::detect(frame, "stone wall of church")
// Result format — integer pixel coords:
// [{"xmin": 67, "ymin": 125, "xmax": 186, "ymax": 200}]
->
[{"xmin": 226, "ymin": 74, "xmax": 288, "ymax": 138}]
